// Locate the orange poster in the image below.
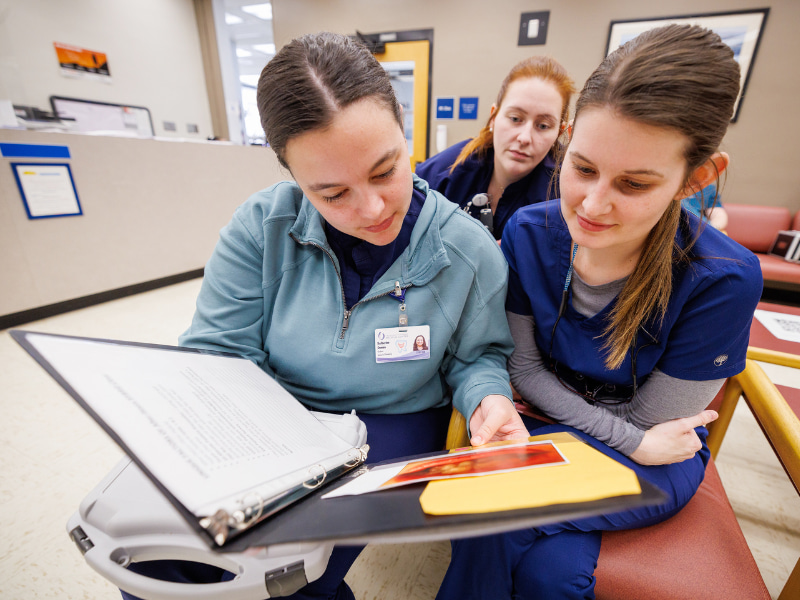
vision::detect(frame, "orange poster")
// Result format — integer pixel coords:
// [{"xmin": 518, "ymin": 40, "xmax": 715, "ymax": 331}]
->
[{"xmin": 54, "ymin": 42, "xmax": 110, "ymax": 77}]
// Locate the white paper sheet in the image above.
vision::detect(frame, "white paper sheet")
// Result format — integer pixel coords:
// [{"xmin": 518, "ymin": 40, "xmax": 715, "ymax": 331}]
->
[
  {"xmin": 322, "ymin": 464, "xmax": 407, "ymax": 499},
  {"xmin": 754, "ymin": 309, "xmax": 800, "ymax": 344},
  {"xmin": 25, "ymin": 334, "xmax": 354, "ymax": 515}
]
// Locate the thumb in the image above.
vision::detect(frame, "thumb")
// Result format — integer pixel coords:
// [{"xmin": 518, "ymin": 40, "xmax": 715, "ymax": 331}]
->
[
  {"xmin": 685, "ymin": 409, "xmax": 718, "ymax": 430},
  {"xmin": 470, "ymin": 411, "xmax": 504, "ymax": 446}
]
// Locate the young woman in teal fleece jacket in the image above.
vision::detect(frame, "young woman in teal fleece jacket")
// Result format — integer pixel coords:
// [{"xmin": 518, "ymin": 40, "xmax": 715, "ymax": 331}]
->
[{"xmin": 120, "ymin": 32, "xmax": 527, "ymax": 600}]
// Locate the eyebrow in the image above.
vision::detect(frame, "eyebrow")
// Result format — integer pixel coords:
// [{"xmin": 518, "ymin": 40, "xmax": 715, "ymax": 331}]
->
[
  {"xmin": 505, "ymin": 105, "xmax": 557, "ymax": 121},
  {"xmin": 570, "ymin": 151, "xmax": 665, "ymax": 178},
  {"xmin": 306, "ymin": 148, "xmax": 399, "ymax": 192}
]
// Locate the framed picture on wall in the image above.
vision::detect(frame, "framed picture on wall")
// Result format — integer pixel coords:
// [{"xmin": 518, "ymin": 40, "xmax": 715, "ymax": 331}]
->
[{"xmin": 605, "ymin": 8, "xmax": 770, "ymax": 122}]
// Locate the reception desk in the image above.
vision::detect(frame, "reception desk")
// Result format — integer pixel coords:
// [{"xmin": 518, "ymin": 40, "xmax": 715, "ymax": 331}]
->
[{"xmin": 0, "ymin": 130, "xmax": 285, "ymax": 327}]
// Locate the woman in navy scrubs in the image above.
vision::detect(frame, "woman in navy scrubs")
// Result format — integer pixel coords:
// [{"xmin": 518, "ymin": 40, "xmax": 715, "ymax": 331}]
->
[
  {"xmin": 415, "ymin": 56, "xmax": 575, "ymax": 239},
  {"xmin": 436, "ymin": 24, "xmax": 763, "ymax": 599}
]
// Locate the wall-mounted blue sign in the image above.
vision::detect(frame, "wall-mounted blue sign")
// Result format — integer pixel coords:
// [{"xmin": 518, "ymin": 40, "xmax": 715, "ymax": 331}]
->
[
  {"xmin": 459, "ymin": 97, "xmax": 479, "ymax": 120},
  {"xmin": 435, "ymin": 97, "xmax": 455, "ymax": 120}
]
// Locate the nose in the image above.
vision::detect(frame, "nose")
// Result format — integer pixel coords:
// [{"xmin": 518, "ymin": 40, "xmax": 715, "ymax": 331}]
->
[
  {"xmin": 359, "ymin": 188, "xmax": 385, "ymax": 220},
  {"xmin": 581, "ymin": 181, "xmax": 613, "ymax": 217},
  {"xmin": 516, "ymin": 121, "xmax": 534, "ymax": 146}
]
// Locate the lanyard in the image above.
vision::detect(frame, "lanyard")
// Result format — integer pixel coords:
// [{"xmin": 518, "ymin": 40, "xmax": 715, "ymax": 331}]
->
[
  {"xmin": 389, "ymin": 281, "xmax": 408, "ymax": 327},
  {"xmin": 560, "ymin": 243, "xmax": 579, "ymax": 315}
]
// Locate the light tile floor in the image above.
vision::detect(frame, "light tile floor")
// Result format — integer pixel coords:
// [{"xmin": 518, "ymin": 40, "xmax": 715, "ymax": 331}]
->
[{"xmin": 0, "ymin": 278, "xmax": 797, "ymax": 599}]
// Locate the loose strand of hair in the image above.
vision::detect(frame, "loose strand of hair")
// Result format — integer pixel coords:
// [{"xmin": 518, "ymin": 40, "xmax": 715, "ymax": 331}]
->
[
  {"xmin": 449, "ymin": 127, "xmax": 493, "ymax": 173},
  {"xmin": 600, "ymin": 200, "xmax": 681, "ymax": 369}
]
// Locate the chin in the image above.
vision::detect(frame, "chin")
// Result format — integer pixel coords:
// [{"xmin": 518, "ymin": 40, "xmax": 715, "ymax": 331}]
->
[{"xmin": 367, "ymin": 226, "xmax": 402, "ymax": 246}]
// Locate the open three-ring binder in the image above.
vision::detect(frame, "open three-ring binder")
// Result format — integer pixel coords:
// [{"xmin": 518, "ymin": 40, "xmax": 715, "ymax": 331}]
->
[
  {"xmin": 13, "ymin": 330, "xmax": 667, "ymax": 599},
  {"xmin": 11, "ymin": 330, "xmax": 369, "ymax": 547}
]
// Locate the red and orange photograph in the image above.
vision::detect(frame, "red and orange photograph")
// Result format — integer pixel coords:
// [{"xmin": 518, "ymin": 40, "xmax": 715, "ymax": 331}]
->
[{"xmin": 379, "ymin": 441, "xmax": 568, "ymax": 489}]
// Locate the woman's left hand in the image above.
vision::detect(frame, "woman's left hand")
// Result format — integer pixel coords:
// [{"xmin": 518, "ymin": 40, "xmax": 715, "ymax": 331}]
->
[
  {"xmin": 630, "ymin": 409, "xmax": 718, "ymax": 465},
  {"xmin": 469, "ymin": 394, "xmax": 529, "ymax": 446}
]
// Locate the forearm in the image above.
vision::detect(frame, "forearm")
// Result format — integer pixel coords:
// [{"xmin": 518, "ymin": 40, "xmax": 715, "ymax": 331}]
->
[
  {"xmin": 706, "ymin": 207, "xmax": 728, "ymax": 230},
  {"xmin": 621, "ymin": 370, "xmax": 724, "ymax": 431},
  {"xmin": 448, "ymin": 287, "xmax": 514, "ymax": 421}
]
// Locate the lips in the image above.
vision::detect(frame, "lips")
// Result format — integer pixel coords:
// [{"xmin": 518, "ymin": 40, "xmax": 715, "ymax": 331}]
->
[
  {"xmin": 508, "ymin": 149, "xmax": 531, "ymax": 160},
  {"xmin": 364, "ymin": 215, "xmax": 395, "ymax": 233},
  {"xmin": 577, "ymin": 214, "xmax": 614, "ymax": 232}
]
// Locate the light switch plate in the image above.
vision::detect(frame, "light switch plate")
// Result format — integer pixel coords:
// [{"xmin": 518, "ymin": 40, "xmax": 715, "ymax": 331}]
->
[{"xmin": 518, "ymin": 11, "xmax": 549, "ymax": 46}]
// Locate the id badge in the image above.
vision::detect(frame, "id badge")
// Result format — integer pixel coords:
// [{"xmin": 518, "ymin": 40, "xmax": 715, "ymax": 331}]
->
[{"xmin": 375, "ymin": 325, "xmax": 431, "ymax": 363}]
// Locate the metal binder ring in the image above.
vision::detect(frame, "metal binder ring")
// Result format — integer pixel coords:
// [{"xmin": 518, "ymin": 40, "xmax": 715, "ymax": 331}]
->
[
  {"xmin": 344, "ymin": 445, "xmax": 369, "ymax": 467},
  {"xmin": 232, "ymin": 492, "xmax": 264, "ymax": 529},
  {"xmin": 303, "ymin": 464, "xmax": 327, "ymax": 489}
]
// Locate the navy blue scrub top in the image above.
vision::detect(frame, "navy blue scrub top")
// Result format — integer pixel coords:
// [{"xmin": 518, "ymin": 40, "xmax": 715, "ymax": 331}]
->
[
  {"xmin": 502, "ymin": 201, "xmax": 763, "ymax": 386},
  {"xmin": 415, "ymin": 139, "xmax": 558, "ymax": 240}
]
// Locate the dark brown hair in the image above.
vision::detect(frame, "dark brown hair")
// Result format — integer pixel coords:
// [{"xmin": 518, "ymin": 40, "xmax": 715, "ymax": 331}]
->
[
  {"xmin": 571, "ymin": 24, "xmax": 740, "ymax": 369},
  {"xmin": 452, "ymin": 56, "xmax": 575, "ymax": 171},
  {"xmin": 257, "ymin": 32, "xmax": 402, "ymax": 170}
]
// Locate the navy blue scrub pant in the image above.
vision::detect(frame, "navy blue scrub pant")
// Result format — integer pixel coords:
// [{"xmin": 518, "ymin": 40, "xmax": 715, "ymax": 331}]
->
[
  {"xmin": 435, "ymin": 415, "xmax": 711, "ymax": 600},
  {"xmin": 120, "ymin": 405, "xmax": 451, "ymax": 600}
]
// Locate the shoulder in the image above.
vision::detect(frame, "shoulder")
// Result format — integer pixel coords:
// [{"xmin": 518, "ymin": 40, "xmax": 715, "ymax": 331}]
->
[
  {"xmin": 226, "ymin": 181, "xmax": 305, "ymax": 247},
  {"xmin": 417, "ymin": 139, "xmax": 471, "ymax": 171},
  {"xmin": 415, "ymin": 140, "xmax": 475, "ymax": 184},
  {"xmin": 235, "ymin": 181, "xmax": 304, "ymax": 222},
  {"xmin": 433, "ymin": 191, "xmax": 508, "ymax": 278},
  {"xmin": 685, "ymin": 220, "xmax": 762, "ymax": 281},
  {"xmin": 505, "ymin": 200, "xmax": 566, "ymax": 242},
  {"xmin": 673, "ymin": 222, "xmax": 763, "ymax": 316}
]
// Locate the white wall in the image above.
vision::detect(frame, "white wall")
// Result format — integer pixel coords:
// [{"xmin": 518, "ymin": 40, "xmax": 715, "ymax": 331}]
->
[{"xmin": 0, "ymin": 0, "xmax": 213, "ymax": 139}]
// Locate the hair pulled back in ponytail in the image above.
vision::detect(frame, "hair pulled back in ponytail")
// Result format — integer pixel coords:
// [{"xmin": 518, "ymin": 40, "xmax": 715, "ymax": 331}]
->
[{"xmin": 572, "ymin": 24, "xmax": 740, "ymax": 369}]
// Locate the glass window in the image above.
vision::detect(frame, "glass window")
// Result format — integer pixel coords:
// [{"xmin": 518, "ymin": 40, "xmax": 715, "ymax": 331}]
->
[{"xmin": 213, "ymin": 0, "xmax": 275, "ymax": 145}]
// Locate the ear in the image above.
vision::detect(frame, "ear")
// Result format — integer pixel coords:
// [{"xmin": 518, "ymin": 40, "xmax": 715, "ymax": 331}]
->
[
  {"xmin": 488, "ymin": 104, "xmax": 498, "ymax": 130},
  {"xmin": 679, "ymin": 152, "xmax": 729, "ymax": 198}
]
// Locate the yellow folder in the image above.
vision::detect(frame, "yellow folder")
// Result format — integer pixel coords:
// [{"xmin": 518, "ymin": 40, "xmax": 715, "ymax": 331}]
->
[{"xmin": 419, "ymin": 432, "xmax": 642, "ymax": 515}]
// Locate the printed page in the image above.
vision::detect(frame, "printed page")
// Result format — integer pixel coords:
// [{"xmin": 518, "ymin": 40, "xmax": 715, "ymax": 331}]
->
[{"xmin": 25, "ymin": 334, "xmax": 353, "ymax": 515}]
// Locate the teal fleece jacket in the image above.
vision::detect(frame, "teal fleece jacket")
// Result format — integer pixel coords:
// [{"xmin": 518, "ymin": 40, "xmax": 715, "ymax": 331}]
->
[{"xmin": 180, "ymin": 175, "xmax": 513, "ymax": 421}]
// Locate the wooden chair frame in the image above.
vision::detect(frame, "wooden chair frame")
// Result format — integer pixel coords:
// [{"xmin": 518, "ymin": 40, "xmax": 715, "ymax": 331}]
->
[{"xmin": 708, "ymin": 359, "xmax": 800, "ymax": 600}]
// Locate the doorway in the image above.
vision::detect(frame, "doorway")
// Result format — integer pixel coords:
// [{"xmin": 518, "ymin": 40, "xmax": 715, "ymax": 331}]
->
[{"xmin": 358, "ymin": 30, "xmax": 433, "ymax": 167}]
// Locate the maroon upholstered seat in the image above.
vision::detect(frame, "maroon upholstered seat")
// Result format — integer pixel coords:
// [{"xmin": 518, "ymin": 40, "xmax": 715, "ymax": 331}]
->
[
  {"xmin": 724, "ymin": 203, "xmax": 799, "ymax": 289},
  {"xmin": 595, "ymin": 458, "xmax": 770, "ymax": 600},
  {"xmin": 758, "ymin": 254, "xmax": 800, "ymax": 285},
  {"xmin": 725, "ymin": 203, "xmax": 791, "ymax": 253}
]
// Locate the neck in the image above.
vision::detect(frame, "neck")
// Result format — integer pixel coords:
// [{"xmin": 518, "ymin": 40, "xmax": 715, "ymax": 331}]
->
[
  {"xmin": 573, "ymin": 242, "xmax": 644, "ymax": 286},
  {"xmin": 490, "ymin": 159, "xmax": 519, "ymax": 193},
  {"xmin": 488, "ymin": 168, "xmax": 518, "ymax": 213}
]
